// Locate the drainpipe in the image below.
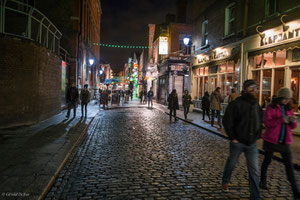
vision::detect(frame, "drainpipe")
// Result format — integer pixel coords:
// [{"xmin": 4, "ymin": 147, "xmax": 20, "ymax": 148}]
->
[{"xmin": 77, "ymin": 0, "xmax": 83, "ymax": 87}]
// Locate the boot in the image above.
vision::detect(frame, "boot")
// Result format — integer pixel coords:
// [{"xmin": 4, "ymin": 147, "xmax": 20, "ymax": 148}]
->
[{"xmin": 259, "ymin": 180, "xmax": 268, "ymax": 190}]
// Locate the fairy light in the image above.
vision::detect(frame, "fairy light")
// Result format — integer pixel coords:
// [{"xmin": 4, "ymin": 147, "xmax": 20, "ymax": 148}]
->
[{"xmin": 92, "ymin": 42, "xmax": 156, "ymax": 49}]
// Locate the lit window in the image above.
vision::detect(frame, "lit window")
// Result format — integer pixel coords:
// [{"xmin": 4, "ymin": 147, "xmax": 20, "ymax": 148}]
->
[
  {"xmin": 265, "ymin": 0, "xmax": 277, "ymax": 18},
  {"xmin": 202, "ymin": 20, "xmax": 208, "ymax": 46},
  {"xmin": 225, "ymin": 3, "xmax": 236, "ymax": 36}
]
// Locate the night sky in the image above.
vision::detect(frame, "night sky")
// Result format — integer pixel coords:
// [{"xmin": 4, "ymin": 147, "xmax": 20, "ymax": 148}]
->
[{"xmin": 100, "ymin": 0, "xmax": 184, "ymax": 72}]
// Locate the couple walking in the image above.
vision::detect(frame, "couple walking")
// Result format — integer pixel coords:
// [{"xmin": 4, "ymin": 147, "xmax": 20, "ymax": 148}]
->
[
  {"xmin": 222, "ymin": 80, "xmax": 299, "ymax": 199},
  {"xmin": 168, "ymin": 89, "xmax": 192, "ymax": 121}
]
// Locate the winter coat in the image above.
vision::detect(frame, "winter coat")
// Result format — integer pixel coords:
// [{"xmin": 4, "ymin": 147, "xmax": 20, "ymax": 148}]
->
[
  {"xmin": 168, "ymin": 94, "xmax": 179, "ymax": 110},
  {"xmin": 210, "ymin": 91, "xmax": 222, "ymax": 110},
  {"xmin": 263, "ymin": 105, "xmax": 297, "ymax": 145},
  {"xmin": 228, "ymin": 93, "xmax": 239, "ymax": 103},
  {"xmin": 66, "ymin": 86, "xmax": 79, "ymax": 103},
  {"xmin": 183, "ymin": 94, "xmax": 192, "ymax": 108},
  {"xmin": 148, "ymin": 91, "xmax": 154, "ymax": 98},
  {"xmin": 202, "ymin": 96, "xmax": 210, "ymax": 110},
  {"xmin": 80, "ymin": 90, "xmax": 90, "ymax": 103},
  {"xmin": 222, "ymin": 93, "xmax": 263, "ymax": 145}
]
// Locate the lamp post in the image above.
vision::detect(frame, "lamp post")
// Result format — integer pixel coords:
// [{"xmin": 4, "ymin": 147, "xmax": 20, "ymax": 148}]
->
[{"xmin": 183, "ymin": 36, "xmax": 190, "ymax": 54}]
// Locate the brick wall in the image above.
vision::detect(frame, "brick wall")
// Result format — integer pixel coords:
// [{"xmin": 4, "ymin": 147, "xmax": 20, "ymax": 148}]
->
[{"xmin": 0, "ymin": 35, "xmax": 61, "ymax": 129}]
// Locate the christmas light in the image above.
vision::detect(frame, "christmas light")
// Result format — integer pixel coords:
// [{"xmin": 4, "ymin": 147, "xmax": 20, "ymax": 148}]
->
[{"xmin": 92, "ymin": 42, "xmax": 156, "ymax": 49}]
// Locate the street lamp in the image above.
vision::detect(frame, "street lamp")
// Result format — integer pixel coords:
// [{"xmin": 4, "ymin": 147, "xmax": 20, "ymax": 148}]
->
[
  {"xmin": 89, "ymin": 59, "xmax": 94, "ymax": 65},
  {"xmin": 183, "ymin": 36, "xmax": 190, "ymax": 46},
  {"xmin": 100, "ymin": 70, "xmax": 103, "ymax": 75}
]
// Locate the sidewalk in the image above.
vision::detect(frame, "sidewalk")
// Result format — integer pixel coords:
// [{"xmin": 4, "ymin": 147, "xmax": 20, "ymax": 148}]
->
[
  {"xmin": 0, "ymin": 101, "xmax": 99, "ymax": 199},
  {"xmin": 152, "ymin": 101, "xmax": 300, "ymax": 168}
]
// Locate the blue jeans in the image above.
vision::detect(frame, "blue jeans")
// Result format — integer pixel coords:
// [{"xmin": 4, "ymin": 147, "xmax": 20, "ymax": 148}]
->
[{"xmin": 222, "ymin": 142, "xmax": 261, "ymax": 200}]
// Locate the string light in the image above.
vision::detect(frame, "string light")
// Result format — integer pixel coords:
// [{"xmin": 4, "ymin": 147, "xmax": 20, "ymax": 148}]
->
[{"xmin": 93, "ymin": 43, "xmax": 156, "ymax": 49}]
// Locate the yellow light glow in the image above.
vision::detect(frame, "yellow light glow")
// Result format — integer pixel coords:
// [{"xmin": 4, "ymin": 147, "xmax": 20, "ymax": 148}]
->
[
  {"xmin": 288, "ymin": 22, "xmax": 299, "ymax": 29},
  {"xmin": 264, "ymin": 30, "xmax": 274, "ymax": 38},
  {"xmin": 215, "ymin": 48, "xmax": 223, "ymax": 54}
]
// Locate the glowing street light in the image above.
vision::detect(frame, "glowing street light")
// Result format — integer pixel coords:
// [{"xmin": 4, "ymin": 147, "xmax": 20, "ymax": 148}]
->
[
  {"xmin": 183, "ymin": 36, "xmax": 190, "ymax": 46},
  {"xmin": 89, "ymin": 59, "xmax": 94, "ymax": 65}
]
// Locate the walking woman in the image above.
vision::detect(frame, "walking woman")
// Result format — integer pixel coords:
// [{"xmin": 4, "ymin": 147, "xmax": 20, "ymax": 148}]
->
[
  {"xmin": 260, "ymin": 88, "xmax": 300, "ymax": 199},
  {"xmin": 168, "ymin": 89, "xmax": 179, "ymax": 122},
  {"xmin": 202, "ymin": 91, "xmax": 210, "ymax": 121},
  {"xmin": 183, "ymin": 90, "xmax": 192, "ymax": 120}
]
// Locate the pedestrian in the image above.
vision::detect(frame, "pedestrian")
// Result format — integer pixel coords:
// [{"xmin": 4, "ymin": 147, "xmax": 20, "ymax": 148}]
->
[
  {"xmin": 147, "ymin": 87, "xmax": 154, "ymax": 109},
  {"xmin": 80, "ymin": 84, "xmax": 90, "ymax": 118},
  {"xmin": 143, "ymin": 90, "xmax": 148, "ymax": 104},
  {"xmin": 260, "ymin": 88, "xmax": 300, "ymax": 199},
  {"xmin": 222, "ymin": 80, "xmax": 262, "ymax": 200},
  {"xmin": 168, "ymin": 89, "xmax": 179, "ymax": 122},
  {"xmin": 202, "ymin": 91, "xmax": 210, "ymax": 121},
  {"xmin": 139, "ymin": 90, "xmax": 143, "ymax": 103},
  {"xmin": 66, "ymin": 82, "xmax": 79, "ymax": 118},
  {"xmin": 100, "ymin": 90, "xmax": 108, "ymax": 109},
  {"xmin": 228, "ymin": 88, "xmax": 239, "ymax": 103},
  {"xmin": 210, "ymin": 87, "xmax": 223, "ymax": 128},
  {"xmin": 183, "ymin": 90, "xmax": 192, "ymax": 120},
  {"xmin": 130, "ymin": 90, "xmax": 133, "ymax": 101}
]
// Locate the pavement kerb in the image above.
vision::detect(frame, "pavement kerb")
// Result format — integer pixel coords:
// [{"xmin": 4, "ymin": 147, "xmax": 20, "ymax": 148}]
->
[
  {"xmin": 162, "ymin": 110, "xmax": 300, "ymax": 171},
  {"xmin": 38, "ymin": 114, "xmax": 97, "ymax": 200}
]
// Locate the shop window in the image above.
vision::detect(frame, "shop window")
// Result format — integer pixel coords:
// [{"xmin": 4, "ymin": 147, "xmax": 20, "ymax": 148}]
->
[
  {"xmin": 196, "ymin": 68, "xmax": 200, "ymax": 76},
  {"xmin": 221, "ymin": 75, "xmax": 226, "ymax": 96},
  {"xmin": 204, "ymin": 67, "xmax": 209, "ymax": 75},
  {"xmin": 225, "ymin": 3, "xmax": 236, "ymax": 36},
  {"xmin": 253, "ymin": 71, "xmax": 261, "ymax": 100},
  {"xmin": 263, "ymin": 52, "xmax": 273, "ymax": 68},
  {"xmin": 275, "ymin": 50, "xmax": 286, "ymax": 66},
  {"xmin": 291, "ymin": 67, "xmax": 300, "ymax": 110},
  {"xmin": 200, "ymin": 68, "xmax": 204, "ymax": 75},
  {"xmin": 262, "ymin": 70, "xmax": 272, "ymax": 106},
  {"xmin": 199, "ymin": 77, "xmax": 203, "ymax": 99},
  {"xmin": 219, "ymin": 64, "xmax": 226, "ymax": 73},
  {"xmin": 292, "ymin": 48, "xmax": 300, "ymax": 62},
  {"xmin": 204, "ymin": 77, "xmax": 209, "ymax": 92},
  {"xmin": 227, "ymin": 61, "xmax": 234, "ymax": 72},
  {"xmin": 209, "ymin": 66, "xmax": 218, "ymax": 74},
  {"xmin": 274, "ymin": 68, "xmax": 285, "ymax": 97},
  {"xmin": 226, "ymin": 74, "xmax": 233, "ymax": 97},
  {"xmin": 254, "ymin": 55, "xmax": 263, "ymax": 68}
]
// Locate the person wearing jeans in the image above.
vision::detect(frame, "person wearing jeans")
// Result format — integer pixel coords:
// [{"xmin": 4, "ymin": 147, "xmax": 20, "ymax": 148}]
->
[
  {"xmin": 260, "ymin": 88, "xmax": 299, "ymax": 199},
  {"xmin": 183, "ymin": 90, "xmax": 192, "ymax": 120},
  {"xmin": 168, "ymin": 89, "xmax": 179, "ymax": 122},
  {"xmin": 210, "ymin": 87, "xmax": 223, "ymax": 128},
  {"xmin": 222, "ymin": 80, "xmax": 262, "ymax": 200}
]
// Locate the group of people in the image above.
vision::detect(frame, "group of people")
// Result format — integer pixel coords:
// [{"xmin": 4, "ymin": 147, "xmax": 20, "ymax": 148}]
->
[
  {"xmin": 201, "ymin": 87, "xmax": 239, "ymax": 128},
  {"xmin": 221, "ymin": 80, "xmax": 299, "ymax": 199},
  {"xmin": 65, "ymin": 83, "xmax": 90, "ymax": 118},
  {"xmin": 139, "ymin": 87, "xmax": 154, "ymax": 109},
  {"xmin": 167, "ymin": 80, "xmax": 299, "ymax": 199}
]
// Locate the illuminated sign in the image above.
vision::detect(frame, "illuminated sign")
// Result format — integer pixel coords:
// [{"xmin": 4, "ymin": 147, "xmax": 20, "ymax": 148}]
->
[
  {"xmin": 196, "ymin": 48, "xmax": 230, "ymax": 64},
  {"xmin": 261, "ymin": 27, "xmax": 300, "ymax": 47},
  {"xmin": 170, "ymin": 65, "xmax": 188, "ymax": 71},
  {"xmin": 159, "ymin": 36, "xmax": 168, "ymax": 55}
]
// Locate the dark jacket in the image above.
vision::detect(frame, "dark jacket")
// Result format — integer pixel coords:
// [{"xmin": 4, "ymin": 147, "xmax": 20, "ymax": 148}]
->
[
  {"xmin": 202, "ymin": 95, "xmax": 210, "ymax": 110},
  {"xmin": 147, "ymin": 91, "xmax": 154, "ymax": 98},
  {"xmin": 183, "ymin": 94, "xmax": 192, "ymax": 107},
  {"xmin": 80, "ymin": 90, "xmax": 90, "ymax": 103},
  {"xmin": 67, "ymin": 86, "xmax": 79, "ymax": 103},
  {"xmin": 222, "ymin": 92, "xmax": 263, "ymax": 145},
  {"xmin": 168, "ymin": 94, "xmax": 179, "ymax": 110}
]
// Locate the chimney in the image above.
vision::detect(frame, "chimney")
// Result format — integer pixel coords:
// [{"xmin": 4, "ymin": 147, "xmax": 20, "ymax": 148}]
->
[{"xmin": 176, "ymin": 0, "xmax": 187, "ymax": 23}]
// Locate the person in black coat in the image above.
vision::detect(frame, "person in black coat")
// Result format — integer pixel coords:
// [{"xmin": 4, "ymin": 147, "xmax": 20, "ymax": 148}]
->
[
  {"xmin": 66, "ymin": 82, "xmax": 79, "ymax": 118},
  {"xmin": 202, "ymin": 91, "xmax": 210, "ymax": 120},
  {"xmin": 168, "ymin": 89, "xmax": 179, "ymax": 122}
]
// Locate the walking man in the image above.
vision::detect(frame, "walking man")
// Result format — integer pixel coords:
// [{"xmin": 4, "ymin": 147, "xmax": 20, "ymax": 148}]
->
[
  {"xmin": 80, "ymin": 84, "xmax": 90, "ymax": 117},
  {"xmin": 66, "ymin": 82, "xmax": 79, "ymax": 118},
  {"xmin": 147, "ymin": 87, "xmax": 154, "ymax": 109},
  {"xmin": 222, "ymin": 80, "xmax": 262, "ymax": 200},
  {"xmin": 210, "ymin": 87, "xmax": 223, "ymax": 128},
  {"xmin": 168, "ymin": 89, "xmax": 179, "ymax": 122},
  {"xmin": 183, "ymin": 90, "xmax": 192, "ymax": 120}
]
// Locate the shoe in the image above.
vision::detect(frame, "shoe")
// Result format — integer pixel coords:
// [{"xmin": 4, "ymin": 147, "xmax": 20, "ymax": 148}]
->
[
  {"xmin": 222, "ymin": 184, "xmax": 229, "ymax": 192},
  {"xmin": 259, "ymin": 180, "xmax": 268, "ymax": 190}
]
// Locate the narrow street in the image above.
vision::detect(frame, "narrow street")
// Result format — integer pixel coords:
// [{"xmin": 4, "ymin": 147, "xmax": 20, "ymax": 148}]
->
[{"xmin": 45, "ymin": 107, "xmax": 300, "ymax": 200}]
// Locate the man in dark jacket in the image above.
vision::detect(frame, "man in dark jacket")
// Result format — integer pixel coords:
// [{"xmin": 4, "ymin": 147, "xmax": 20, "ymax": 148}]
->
[
  {"xmin": 66, "ymin": 83, "xmax": 79, "ymax": 118},
  {"xmin": 80, "ymin": 84, "xmax": 90, "ymax": 117},
  {"xmin": 147, "ymin": 87, "xmax": 154, "ymax": 109},
  {"xmin": 168, "ymin": 89, "xmax": 179, "ymax": 122},
  {"xmin": 221, "ymin": 80, "xmax": 262, "ymax": 200}
]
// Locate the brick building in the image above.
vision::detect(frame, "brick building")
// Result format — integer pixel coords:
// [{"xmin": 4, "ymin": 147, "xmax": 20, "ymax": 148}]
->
[{"xmin": 191, "ymin": 0, "xmax": 300, "ymax": 134}]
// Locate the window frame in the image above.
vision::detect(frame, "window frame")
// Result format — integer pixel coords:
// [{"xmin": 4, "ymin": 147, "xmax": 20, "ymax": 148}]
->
[
  {"xmin": 265, "ymin": 0, "xmax": 278, "ymax": 18},
  {"xmin": 201, "ymin": 20, "xmax": 208, "ymax": 47},
  {"xmin": 224, "ymin": 3, "xmax": 236, "ymax": 36}
]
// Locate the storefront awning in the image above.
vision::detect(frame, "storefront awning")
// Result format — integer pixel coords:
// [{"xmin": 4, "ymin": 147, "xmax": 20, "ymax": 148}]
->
[{"xmin": 249, "ymin": 40, "xmax": 300, "ymax": 56}]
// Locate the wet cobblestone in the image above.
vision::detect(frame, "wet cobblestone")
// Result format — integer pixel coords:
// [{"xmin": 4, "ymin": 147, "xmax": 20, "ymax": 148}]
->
[{"xmin": 46, "ymin": 108, "xmax": 300, "ymax": 199}]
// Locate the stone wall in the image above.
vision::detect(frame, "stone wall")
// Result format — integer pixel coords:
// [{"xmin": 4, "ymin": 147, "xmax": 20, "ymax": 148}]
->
[{"xmin": 0, "ymin": 35, "xmax": 61, "ymax": 129}]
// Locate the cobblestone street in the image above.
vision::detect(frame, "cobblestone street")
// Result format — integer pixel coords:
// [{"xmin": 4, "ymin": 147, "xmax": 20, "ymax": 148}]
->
[{"xmin": 46, "ymin": 107, "xmax": 300, "ymax": 200}]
